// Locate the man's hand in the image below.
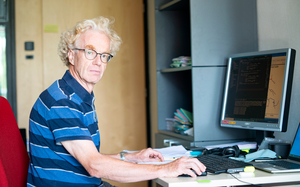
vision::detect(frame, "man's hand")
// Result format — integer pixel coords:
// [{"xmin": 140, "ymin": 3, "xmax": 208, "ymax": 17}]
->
[
  {"xmin": 162, "ymin": 156, "xmax": 206, "ymax": 178},
  {"xmin": 61, "ymin": 140, "xmax": 206, "ymax": 181},
  {"xmin": 126, "ymin": 148, "xmax": 164, "ymax": 163}
]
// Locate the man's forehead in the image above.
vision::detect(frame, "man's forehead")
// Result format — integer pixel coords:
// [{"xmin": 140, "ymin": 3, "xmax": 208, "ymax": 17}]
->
[
  {"xmin": 79, "ymin": 30, "xmax": 98, "ymax": 49},
  {"xmin": 78, "ymin": 30, "xmax": 110, "ymax": 52}
]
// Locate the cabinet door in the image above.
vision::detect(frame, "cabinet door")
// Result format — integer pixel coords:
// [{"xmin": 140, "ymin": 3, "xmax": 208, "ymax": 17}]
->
[{"xmin": 190, "ymin": 0, "xmax": 258, "ymax": 66}]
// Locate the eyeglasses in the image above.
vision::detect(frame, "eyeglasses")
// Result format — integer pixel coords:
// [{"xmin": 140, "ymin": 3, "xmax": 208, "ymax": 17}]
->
[{"xmin": 73, "ymin": 48, "xmax": 113, "ymax": 63}]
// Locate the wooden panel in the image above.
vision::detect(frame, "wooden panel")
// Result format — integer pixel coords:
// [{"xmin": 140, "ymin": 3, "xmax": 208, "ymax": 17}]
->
[
  {"xmin": 42, "ymin": 0, "xmax": 105, "ymax": 87},
  {"xmin": 16, "ymin": 0, "xmax": 147, "ymax": 186},
  {"xmin": 94, "ymin": 2, "xmax": 147, "ymax": 186},
  {"xmin": 147, "ymin": 0, "xmax": 158, "ymax": 148},
  {"xmin": 15, "ymin": 0, "xmax": 43, "ymax": 130}
]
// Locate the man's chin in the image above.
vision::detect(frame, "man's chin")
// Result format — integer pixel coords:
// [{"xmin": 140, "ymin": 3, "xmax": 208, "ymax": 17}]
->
[{"xmin": 90, "ymin": 77, "xmax": 102, "ymax": 84}]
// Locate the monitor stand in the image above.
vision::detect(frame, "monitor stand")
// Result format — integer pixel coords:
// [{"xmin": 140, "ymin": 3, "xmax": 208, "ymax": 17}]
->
[{"xmin": 256, "ymin": 130, "xmax": 275, "ymax": 146}]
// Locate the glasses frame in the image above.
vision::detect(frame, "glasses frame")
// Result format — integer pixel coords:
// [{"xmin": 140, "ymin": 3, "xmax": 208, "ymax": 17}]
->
[{"xmin": 73, "ymin": 48, "xmax": 113, "ymax": 63}]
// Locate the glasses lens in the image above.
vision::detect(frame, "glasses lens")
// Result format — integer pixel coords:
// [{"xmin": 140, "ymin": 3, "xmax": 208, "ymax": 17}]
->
[
  {"xmin": 101, "ymin": 54, "xmax": 112, "ymax": 63},
  {"xmin": 85, "ymin": 49, "xmax": 97, "ymax": 60}
]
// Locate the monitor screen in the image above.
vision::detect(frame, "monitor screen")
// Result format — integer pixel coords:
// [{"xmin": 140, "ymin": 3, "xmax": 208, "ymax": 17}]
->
[{"xmin": 221, "ymin": 48, "xmax": 296, "ymax": 132}]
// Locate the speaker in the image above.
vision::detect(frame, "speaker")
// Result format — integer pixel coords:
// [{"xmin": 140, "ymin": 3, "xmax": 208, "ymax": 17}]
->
[{"xmin": 268, "ymin": 142, "xmax": 291, "ymax": 159}]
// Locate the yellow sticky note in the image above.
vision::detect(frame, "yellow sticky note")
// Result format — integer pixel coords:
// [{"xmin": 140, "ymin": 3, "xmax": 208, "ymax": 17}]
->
[
  {"xmin": 244, "ymin": 166, "xmax": 255, "ymax": 172},
  {"xmin": 197, "ymin": 180, "xmax": 211, "ymax": 183},
  {"xmin": 44, "ymin": 24, "xmax": 59, "ymax": 33}
]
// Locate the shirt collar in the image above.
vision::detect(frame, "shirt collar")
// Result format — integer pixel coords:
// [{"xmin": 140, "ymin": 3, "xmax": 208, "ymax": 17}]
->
[{"xmin": 62, "ymin": 70, "xmax": 94, "ymax": 106}]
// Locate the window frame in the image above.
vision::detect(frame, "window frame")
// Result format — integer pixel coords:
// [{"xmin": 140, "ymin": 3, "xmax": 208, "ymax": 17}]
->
[{"xmin": 0, "ymin": 0, "xmax": 17, "ymax": 118}]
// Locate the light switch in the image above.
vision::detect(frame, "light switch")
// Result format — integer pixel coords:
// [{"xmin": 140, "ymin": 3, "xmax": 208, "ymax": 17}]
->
[{"xmin": 25, "ymin": 42, "xmax": 34, "ymax": 51}]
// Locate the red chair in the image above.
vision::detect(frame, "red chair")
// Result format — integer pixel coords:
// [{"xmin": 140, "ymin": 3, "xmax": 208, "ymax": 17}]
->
[{"xmin": 0, "ymin": 96, "xmax": 29, "ymax": 187}]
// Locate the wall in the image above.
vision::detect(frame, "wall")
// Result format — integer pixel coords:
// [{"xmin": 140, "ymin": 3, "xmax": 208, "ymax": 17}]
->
[
  {"xmin": 15, "ymin": 0, "xmax": 44, "ymax": 132},
  {"xmin": 15, "ymin": 1, "xmax": 147, "ymax": 187},
  {"xmin": 257, "ymin": 0, "xmax": 300, "ymax": 142}
]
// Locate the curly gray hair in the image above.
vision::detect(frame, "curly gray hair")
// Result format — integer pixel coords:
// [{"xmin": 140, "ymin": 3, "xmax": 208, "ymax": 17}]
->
[{"xmin": 58, "ymin": 16, "xmax": 122, "ymax": 67}]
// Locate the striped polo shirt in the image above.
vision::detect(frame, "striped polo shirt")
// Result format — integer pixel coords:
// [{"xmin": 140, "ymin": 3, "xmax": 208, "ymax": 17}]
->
[{"xmin": 27, "ymin": 70, "xmax": 102, "ymax": 187}]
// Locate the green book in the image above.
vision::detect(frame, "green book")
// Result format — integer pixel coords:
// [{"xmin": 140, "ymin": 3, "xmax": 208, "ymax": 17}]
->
[{"xmin": 180, "ymin": 108, "xmax": 193, "ymax": 123}]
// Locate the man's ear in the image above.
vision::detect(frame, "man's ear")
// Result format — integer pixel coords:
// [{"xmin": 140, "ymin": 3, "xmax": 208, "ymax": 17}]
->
[{"xmin": 68, "ymin": 49, "xmax": 75, "ymax": 65}]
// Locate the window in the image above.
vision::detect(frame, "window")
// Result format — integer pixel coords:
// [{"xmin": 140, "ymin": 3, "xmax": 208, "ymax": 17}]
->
[
  {"xmin": 0, "ymin": 0, "xmax": 17, "ymax": 117},
  {"xmin": 0, "ymin": 25, "xmax": 7, "ymax": 98}
]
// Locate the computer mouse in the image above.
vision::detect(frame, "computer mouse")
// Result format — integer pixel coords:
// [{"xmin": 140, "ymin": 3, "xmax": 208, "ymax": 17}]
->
[{"xmin": 178, "ymin": 170, "xmax": 207, "ymax": 177}]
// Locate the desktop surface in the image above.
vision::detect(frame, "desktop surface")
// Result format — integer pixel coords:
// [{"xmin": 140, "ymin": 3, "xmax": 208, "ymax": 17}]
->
[{"xmin": 155, "ymin": 170, "xmax": 300, "ymax": 187}]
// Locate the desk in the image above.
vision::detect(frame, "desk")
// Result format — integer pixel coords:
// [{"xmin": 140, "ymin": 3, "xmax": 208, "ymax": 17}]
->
[{"xmin": 155, "ymin": 170, "xmax": 300, "ymax": 187}]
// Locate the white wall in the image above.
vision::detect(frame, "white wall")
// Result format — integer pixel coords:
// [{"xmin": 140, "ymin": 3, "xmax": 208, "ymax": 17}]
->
[{"xmin": 257, "ymin": 0, "xmax": 300, "ymax": 142}]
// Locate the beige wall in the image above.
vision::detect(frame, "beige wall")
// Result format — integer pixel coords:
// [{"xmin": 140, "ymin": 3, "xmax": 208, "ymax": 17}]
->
[
  {"xmin": 15, "ymin": 0, "xmax": 44, "ymax": 130},
  {"xmin": 257, "ymin": 0, "xmax": 300, "ymax": 143},
  {"xmin": 15, "ymin": 1, "xmax": 147, "ymax": 187}
]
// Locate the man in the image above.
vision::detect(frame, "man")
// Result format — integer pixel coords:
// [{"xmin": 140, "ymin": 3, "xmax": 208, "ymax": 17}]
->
[{"xmin": 27, "ymin": 16, "xmax": 206, "ymax": 187}]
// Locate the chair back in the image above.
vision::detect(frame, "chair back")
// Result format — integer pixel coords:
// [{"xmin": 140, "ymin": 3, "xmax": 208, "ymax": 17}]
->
[
  {"xmin": 0, "ymin": 96, "xmax": 29, "ymax": 187},
  {"xmin": 0, "ymin": 158, "xmax": 9, "ymax": 187}
]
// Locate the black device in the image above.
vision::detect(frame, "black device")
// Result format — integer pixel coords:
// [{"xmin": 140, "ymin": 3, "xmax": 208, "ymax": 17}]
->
[
  {"xmin": 197, "ymin": 154, "xmax": 252, "ymax": 174},
  {"xmin": 268, "ymin": 142, "xmax": 291, "ymax": 159},
  {"xmin": 220, "ymin": 48, "xmax": 296, "ymax": 135},
  {"xmin": 178, "ymin": 170, "xmax": 207, "ymax": 177},
  {"xmin": 202, "ymin": 145, "xmax": 247, "ymax": 158},
  {"xmin": 25, "ymin": 41, "xmax": 34, "ymax": 51}
]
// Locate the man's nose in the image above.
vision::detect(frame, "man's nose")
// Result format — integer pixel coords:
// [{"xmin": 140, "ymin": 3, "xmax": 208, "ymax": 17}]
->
[{"xmin": 93, "ymin": 54, "xmax": 103, "ymax": 65}]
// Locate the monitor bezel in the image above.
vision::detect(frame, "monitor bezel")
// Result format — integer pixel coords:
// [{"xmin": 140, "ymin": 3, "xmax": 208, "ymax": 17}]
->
[{"xmin": 220, "ymin": 48, "xmax": 296, "ymax": 132}]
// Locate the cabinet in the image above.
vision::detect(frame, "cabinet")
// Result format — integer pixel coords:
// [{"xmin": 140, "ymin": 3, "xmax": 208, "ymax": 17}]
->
[{"xmin": 151, "ymin": 0, "xmax": 258, "ymax": 148}]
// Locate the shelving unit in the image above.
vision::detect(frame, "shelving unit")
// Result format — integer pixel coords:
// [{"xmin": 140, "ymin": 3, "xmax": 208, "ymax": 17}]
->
[{"xmin": 151, "ymin": 0, "xmax": 259, "ymax": 148}]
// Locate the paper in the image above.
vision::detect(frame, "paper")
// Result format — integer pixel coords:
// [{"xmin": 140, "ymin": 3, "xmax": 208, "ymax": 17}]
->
[
  {"xmin": 231, "ymin": 149, "xmax": 277, "ymax": 162},
  {"xmin": 44, "ymin": 24, "xmax": 59, "ymax": 33},
  {"xmin": 203, "ymin": 141, "xmax": 257, "ymax": 150},
  {"xmin": 124, "ymin": 145, "xmax": 191, "ymax": 165},
  {"xmin": 156, "ymin": 145, "xmax": 190, "ymax": 159}
]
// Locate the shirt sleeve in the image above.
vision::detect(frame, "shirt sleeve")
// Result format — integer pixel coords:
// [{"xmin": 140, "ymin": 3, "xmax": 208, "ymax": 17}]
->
[{"xmin": 47, "ymin": 101, "xmax": 93, "ymax": 144}]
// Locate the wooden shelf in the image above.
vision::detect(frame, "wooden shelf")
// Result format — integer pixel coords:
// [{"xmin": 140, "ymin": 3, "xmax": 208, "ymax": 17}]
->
[
  {"xmin": 160, "ymin": 66, "xmax": 191, "ymax": 73},
  {"xmin": 158, "ymin": 130, "xmax": 194, "ymax": 141}
]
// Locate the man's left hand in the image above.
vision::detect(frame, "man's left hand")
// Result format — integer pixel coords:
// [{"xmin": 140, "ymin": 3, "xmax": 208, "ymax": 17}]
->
[{"xmin": 126, "ymin": 148, "xmax": 164, "ymax": 163}]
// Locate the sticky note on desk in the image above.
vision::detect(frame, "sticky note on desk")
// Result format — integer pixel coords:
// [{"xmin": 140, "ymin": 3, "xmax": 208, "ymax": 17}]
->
[
  {"xmin": 197, "ymin": 180, "xmax": 211, "ymax": 183},
  {"xmin": 244, "ymin": 166, "xmax": 255, "ymax": 172}
]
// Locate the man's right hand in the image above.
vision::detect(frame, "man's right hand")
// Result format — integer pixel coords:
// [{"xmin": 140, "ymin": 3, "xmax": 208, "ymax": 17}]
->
[{"xmin": 162, "ymin": 156, "xmax": 206, "ymax": 178}]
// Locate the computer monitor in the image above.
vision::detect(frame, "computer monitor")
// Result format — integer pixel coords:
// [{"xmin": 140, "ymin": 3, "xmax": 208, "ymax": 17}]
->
[{"xmin": 220, "ymin": 48, "xmax": 296, "ymax": 133}]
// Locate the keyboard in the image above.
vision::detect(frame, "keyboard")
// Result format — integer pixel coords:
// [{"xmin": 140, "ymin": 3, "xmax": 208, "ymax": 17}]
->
[{"xmin": 197, "ymin": 154, "xmax": 252, "ymax": 174}]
